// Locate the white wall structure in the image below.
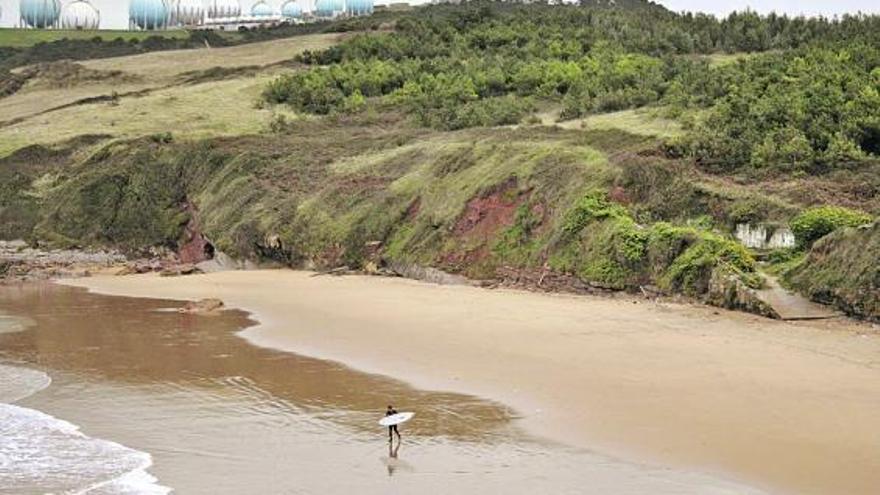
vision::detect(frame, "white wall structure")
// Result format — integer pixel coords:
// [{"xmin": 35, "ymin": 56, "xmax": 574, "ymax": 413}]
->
[
  {"xmin": 736, "ymin": 223, "xmax": 796, "ymax": 249},
  {"xmin": 61, "ymin": 0, "xmax": 101, "ymax": 30}
]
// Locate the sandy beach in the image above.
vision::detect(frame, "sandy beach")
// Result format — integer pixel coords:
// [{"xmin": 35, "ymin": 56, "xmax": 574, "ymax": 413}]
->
[
  {"xmin": 62, "ymin": 270, "xmax": 880, "ymax": 494},
  {"xmin": 1, "ymin": 282, "xmax": 758, "ymax": 494}
]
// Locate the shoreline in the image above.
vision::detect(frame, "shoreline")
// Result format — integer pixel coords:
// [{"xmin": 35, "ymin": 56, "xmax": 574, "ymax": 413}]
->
[
  {"xmin": 2, "ymin": 282, "xmax": 763, "ymax": 495},
  {"xmin": 61, "ymin": 270, "xmax": 880, "ymax": 494}
]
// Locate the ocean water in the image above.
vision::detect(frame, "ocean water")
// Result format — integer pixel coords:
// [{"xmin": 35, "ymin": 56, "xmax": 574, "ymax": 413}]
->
[{"xmin": 0, "ymin": 317, "xmax": 169, "ymax": 495}]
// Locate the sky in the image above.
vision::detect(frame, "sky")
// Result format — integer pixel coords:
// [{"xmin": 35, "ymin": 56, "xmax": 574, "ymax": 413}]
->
[{"xmin": 0, "ymin": 0, "xmax": 878, "ymax": 30}]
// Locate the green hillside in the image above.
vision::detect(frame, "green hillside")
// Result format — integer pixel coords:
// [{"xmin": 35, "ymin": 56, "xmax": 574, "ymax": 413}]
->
[
  {"xmin": 0, "ymin": 28, "xmax": 190, "ymax": 48},
  {"xmin": 1, "ymin": 1, "xmax": 878, "ymax": 319}
]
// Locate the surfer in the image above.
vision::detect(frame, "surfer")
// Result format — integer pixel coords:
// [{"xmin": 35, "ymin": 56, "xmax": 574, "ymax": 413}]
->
[{"xmin": 386, "ymin": 405, "xmax": 402, "ymax": 442}]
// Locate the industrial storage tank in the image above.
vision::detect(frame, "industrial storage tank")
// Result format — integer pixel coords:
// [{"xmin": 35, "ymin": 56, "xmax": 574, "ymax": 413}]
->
[
  {"xmin": 314, "ymin": 0, "xmax": 334, "ymax": 17},
  {"xmin": 346, "ymin": 0, "xmax": 373, "ymax": 16},
  {"xmin": 169, "ymin": 0, "xmax": 204, "ymax": 26},
  {"xmin": 61, "ymin": 0, "xmax": 100, "ymax": 29},
  {"xmin": 250, "ymin": 1, "xmax": 272, "ymax": 17},
  {"xmin": 20, "ymin": 0, "xmax": 62, "ymax": 28},
  {"xmin": 130, "ymin": 0, "xmax": 168, "ymax": 29},
  {"xmin": 280, "ymin": 0, "xmax": 303, "ymax": 19},
  {"xmin": 207, "ymin": 0, "xmax": 242, "ymax": 20}
]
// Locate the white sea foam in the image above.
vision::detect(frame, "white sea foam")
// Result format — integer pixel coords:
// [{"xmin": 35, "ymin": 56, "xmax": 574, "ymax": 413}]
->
[
  {"xmin": 0, "ymin": 363, "xmax": 51, "ymax": 404},
  {"xmin": 0, "ymin": 314, "xmax": 34, "ymax": 334},
  {"xmin": 0, "ymin": 364, "xmax": 170, "ymax": 495}
]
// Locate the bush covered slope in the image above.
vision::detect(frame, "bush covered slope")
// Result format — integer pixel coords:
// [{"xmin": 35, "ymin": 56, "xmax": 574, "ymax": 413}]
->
[
  {"xmin": 4, "ymin": 118, "xmax": 768, "ymax": 300},
  {"xmin": 786, "ymin": 222, "xmax": 880, "ymax": 319},
  {"xmin": 1, "ymin": 1, "xmax": 878, "ymax": 318},
  {"xmin": 265, "ymin": 2, "xmax": 880, "ymax": 173}
]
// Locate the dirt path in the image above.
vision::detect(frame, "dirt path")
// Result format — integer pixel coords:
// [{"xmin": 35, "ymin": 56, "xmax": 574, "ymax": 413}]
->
[{"xmin": 756, "ymin": 275, "xmax": 840, "ymax": 320}]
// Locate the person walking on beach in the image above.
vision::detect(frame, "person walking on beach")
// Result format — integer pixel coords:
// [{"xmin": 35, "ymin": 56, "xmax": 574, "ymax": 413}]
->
[{"xmin": 386, "ymin": 405, "xmax": 401, "ymax": 442}]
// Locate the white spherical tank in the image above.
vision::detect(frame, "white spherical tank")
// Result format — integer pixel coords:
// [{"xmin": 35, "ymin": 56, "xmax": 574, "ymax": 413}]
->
[
  {"xmin": 207, "ymin": 0, "xmax": 242, "ymax": 19},
  {"xmin": 61, "ymin": 0, "xmax": 100, "ymax": 30},
  {"xmin": 20, "ymin": 0, "xmax": 61, "ymax": 28},
  {"xmin": 170, "ymin": 0, "xmax": 204, "ymax": 26},
  {"xmin": 130, "ymin": 0, "xmax": 168, "ymax": 29},
  {"xmin": 280, "ymin": 0, "xmax": 303, "ymax": 19},
  {"xmin": 251, "ymin": 1, "xmax": 272, "ymax": 17}
]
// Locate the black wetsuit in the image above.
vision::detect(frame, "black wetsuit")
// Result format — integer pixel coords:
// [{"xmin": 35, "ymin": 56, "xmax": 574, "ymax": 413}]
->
[{"xmin": 386, "ymin": 408, "xmax": 400, "ymax": 441}]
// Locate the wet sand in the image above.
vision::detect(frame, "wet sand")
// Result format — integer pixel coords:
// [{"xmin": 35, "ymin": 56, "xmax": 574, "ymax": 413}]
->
[
  {"xmin": 0, "ymin": 283, "xmax": 761, "ymax": 494},
  {"xmin": 62, "ymin": 270, "xmax": 880, "ymax": 495}
]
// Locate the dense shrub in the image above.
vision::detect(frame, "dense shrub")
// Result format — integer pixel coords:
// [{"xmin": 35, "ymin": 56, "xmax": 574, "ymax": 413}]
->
[
  {"xmin": 661, "ymin": 233, "xmax": 756, "ymax": 294},
  {"xmin": 560, "ymin": 191, "xmax": 630, "ymax": 238},
  {"xmin": 789, "ymin": 205, "xmax": 872, "ymax": 248},
  {"xmin": 549, "ymin": 191, "xmax": 757, "ymax": 293},
  {"xmin": 264, "ymin": 1, "xmax": 880, "ymax": 169},
  {"xmin": 676, "ymin": 45, "xmax": 880, "ymax": 172}
]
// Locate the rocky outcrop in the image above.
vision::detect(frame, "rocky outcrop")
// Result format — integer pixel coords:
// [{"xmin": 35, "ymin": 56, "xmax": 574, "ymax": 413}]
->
[
  {"xmin": 707, "ymin": 269, "xmax": 780, "ymax": 319},
  {"xmin": 0, "ymin": 240, "xmax": 127, "ymax": 283},
  {"xmin": 178, "ymin": 202, "xmax": 215, "ymax": 265},
  {"xmin": 387, "ymin": 261, "xmax": 472, "ymax": 286},
  {"xmin": 179, "ymin": 298, "xmax": 224, "ymax": 314},
  {"xmin": 160, "ymin": 264, "xmax": 201, "ymax": 277}
]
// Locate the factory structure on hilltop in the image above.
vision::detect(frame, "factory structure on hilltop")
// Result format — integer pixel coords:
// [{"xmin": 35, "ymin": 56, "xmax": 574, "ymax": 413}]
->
[{"xmin": 9, "ymin": 0, "xmax": 376, "ymax": 31}]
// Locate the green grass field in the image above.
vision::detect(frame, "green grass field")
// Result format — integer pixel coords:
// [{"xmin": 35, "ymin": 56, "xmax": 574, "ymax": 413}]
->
[
  {"xmin": 0, "ymin": 33, "xmax": 342, "ymax": 156},
  {"xmin": 0, "ymin": 28, "xmax": 189, "ymax": 48}
]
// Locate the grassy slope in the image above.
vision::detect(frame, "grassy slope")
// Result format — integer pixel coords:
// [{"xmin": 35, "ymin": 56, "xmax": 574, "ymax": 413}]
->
[
  {"xmin": 785, "ymin": 222, "xmax": 880, "ymax": 320},
  {"xmin": 0, "ymin": 33, "xmax": 341, "ymax": 155},
  {"xmin": 0, "ymin": 74, "xmax": 296, "ymax": 155},
  {"xmin": 537, "ymin": 106, "xmax": 684, "ymax": 139},
  {"xmin": 0, "ymin": 28, "xmax": 189, "ymax": 48},
  {"xmin": 571, "ymin": 109, "xmax": 683, "ymax": 139},
  {"xmin": 7, "ymin": 116, "xmax": 762, "ymax": 302},
  {"xmin": 0, "ymin": 28, "xmax": 875, "ymax": 317}
]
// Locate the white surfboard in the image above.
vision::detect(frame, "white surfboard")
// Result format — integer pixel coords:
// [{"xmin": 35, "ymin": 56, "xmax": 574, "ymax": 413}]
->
[{"xmin": 379, "ymin": 412, "xmax": 415, "ymax": 427}]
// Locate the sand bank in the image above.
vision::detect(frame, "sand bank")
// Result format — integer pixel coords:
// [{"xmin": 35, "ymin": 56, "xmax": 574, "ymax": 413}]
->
[{"xmin": 63, "ymin": 271, "xmax": 880, "ymax": 494}]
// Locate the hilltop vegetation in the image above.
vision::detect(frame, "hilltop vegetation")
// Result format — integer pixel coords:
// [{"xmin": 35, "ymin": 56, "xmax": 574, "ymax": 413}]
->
[
  {"xmin": 1, "ymin": 1, "xmax": 878, "ymax": 319},
  {"xmin": 266, "ymin": 3, "xmax": 880, "ymax": 173}
]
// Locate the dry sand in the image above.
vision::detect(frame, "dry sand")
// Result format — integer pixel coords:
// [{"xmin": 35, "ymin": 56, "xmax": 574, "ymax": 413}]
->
[{"xmin": 63, "ymin": 270, "xmax": 880, "ymax": 494}]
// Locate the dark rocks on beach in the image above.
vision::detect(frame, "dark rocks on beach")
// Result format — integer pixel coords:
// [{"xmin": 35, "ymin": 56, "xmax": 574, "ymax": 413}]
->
[
  {"xmin": 179, "ymin": 298, "xmax": 225, "ymax": 314},
  {"xmin": 0, "ymin": 240, "xmax": 208, "ymax": 283},
  {"xmin": 0, "ymin": 240, "xmax": 127, "ymax": 283},
  {"xmin": 160, "ymin": 264, "xmax": 201, "ymax": 277}
]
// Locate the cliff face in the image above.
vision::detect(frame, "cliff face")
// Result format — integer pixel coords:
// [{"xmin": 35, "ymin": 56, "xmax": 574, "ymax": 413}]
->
[
  {"xmin": 2, "ymin": 112, "xmax": 876, "ymax": 319},
  {"xmin": 0, "ymin": 121, "xmax": 770, "ymax": 303},
  {"xmin": 786, "ymin": 222, "xmax": 880, "ymax": 321}
]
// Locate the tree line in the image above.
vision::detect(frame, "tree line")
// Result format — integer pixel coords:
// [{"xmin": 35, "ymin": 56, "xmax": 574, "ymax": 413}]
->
[{"xmin": 264, "ymin": 1, "xmax": 880, "ymax": 172}]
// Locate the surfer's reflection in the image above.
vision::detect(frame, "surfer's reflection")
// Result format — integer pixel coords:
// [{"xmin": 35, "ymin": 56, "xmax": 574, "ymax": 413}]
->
[{"xmin": 386, "ymin": 441, "xmax": 401, "ymax": 477}]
